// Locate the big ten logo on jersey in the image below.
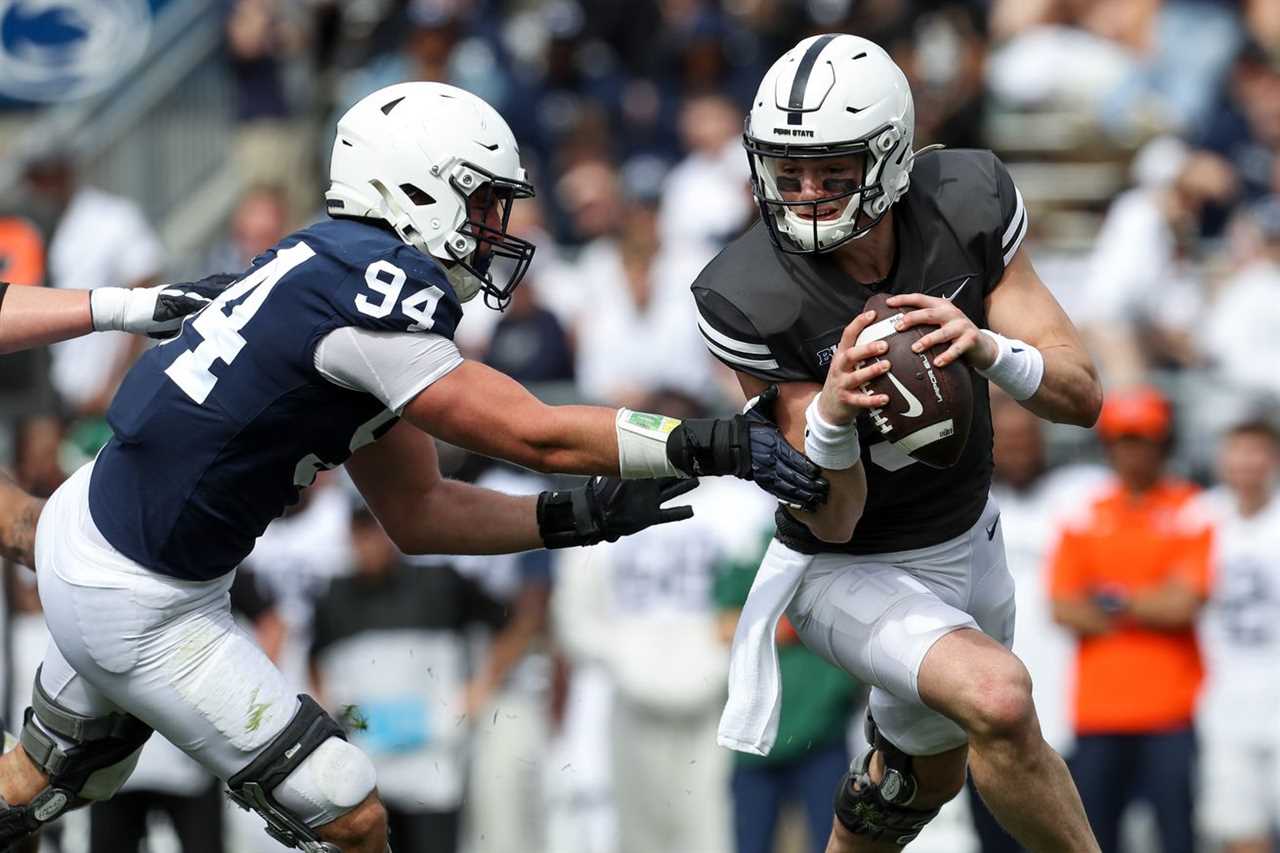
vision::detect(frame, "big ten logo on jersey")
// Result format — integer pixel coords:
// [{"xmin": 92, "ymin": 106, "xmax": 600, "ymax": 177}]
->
[
  {"xmin": 610, "ymin": 534, "xmax": 720, "ymax": 615},
  {"xmin": 807, "ymin": 327, "xmax": 842, "ymax": 371}
]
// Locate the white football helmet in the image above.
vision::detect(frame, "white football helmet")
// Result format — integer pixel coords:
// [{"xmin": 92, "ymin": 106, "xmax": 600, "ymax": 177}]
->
[
  {"xmin": 326, "ymin": 81, "xmax": 536, "ymax": 307},
  {"xmin": 744, "ymin": 34, "xmax": 915, "ymax": 253}
]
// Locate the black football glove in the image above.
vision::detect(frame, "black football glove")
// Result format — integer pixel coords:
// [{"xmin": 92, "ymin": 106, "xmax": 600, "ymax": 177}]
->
[
  {"xmin": 664, "ymin": 385, "xmax": 829, "ymax": 512},
  {"xmin": 145, "ymin": 272, "xmax": 239, "ymax": 339},
  {"xmin": 537, "ymin": 476, "xmax": 699, "ymax": 549}
]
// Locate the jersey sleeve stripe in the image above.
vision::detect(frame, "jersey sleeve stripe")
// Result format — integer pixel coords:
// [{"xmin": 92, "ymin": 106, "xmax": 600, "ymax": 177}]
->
[
  {"xmin": 1002, "ymin": 205, "xmax": 1028, "ymax": 266},
  {"xmin": 695, "ymin": 311, "xmax": 774, "ymax": 356},
  {"xmin": 1001, "ymin": 186, "xmax": 1026, "ymax": 249},
  {"xmin": 700, "ymin": 335, "xmax": 781, "ymax": 371}
]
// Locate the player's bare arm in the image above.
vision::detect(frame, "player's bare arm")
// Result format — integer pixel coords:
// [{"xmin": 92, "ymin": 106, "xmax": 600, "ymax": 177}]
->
[
  {"xmin": 889, "ymin": 247, "xmax": 1103, "ymax": 427},
  {"xmin": 0, "ymin": 274, "xmax": 231, "ymax": 355},
  {"xmin": 346, "ymin": 418, "xmax": 696, "ymax": 553},
  {"xmin": 736, "ymin": 310, "xmax": 891, "ymax": 543},
  {"xmin": 403, "ymin": 359, "xmax": 620, "ymax": 475},
  {"xmin": 0, "ymin": 471, "xmax": 42, "ymax": 569},
  {"xmin": 401, "ymin": 357, "xmax": 828, "ymax": 511},
  {"xmin": 346, "ymin": 420, "xmax": 541, "ymax": 553}
]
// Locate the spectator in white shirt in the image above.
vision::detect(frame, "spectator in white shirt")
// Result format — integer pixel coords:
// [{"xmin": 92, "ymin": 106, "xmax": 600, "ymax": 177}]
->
[
  {"xmin": 1204, "ymin": 196, "xmax": 1280, "ymax": 409},
  {"xmin": 1194, "ymin": 416, "xmax": 1280, "ymax": 853},
  {"xmin": 1080, "ymin": 136, "xmax": 1236, "ymax": 387},
  {"xmin": 24, "ymin": 154, "xmax": 165, "ymax": 416},
  {"xmin": 571, "ymin": 172, "xmax": 716, "ymax": 406},
  {"xmin": 658, "ymin": 94, "xmax": 753, "ymax": 251}
]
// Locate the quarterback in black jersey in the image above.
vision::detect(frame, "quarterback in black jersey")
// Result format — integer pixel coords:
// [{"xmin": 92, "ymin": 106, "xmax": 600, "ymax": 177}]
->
[{"xmin": 705, "ymin": 35, "xmax": 1102, "ymax": 851}]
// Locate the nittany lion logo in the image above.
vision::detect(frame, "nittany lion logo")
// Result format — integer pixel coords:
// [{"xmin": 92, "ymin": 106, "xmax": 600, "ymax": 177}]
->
[{"xmin": 0, "ymin": 0, "xmax": 151, "ymax": 102}]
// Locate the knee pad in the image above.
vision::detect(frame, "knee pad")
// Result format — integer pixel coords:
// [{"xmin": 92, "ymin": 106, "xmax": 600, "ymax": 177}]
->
[
  {"xmin": 0, "ymin": 668, "xmax": 152, "ymax": 846},
  {"xmin": 227, "ymin": 694, "xmax": 374, "ymax": 853},
  {"xmin": 275, "ymin": 737, "xmax": 377, "ymax": 826},
  {"xmin": 832, "ymin": 714, "xmax": 941, "ymax": 847}
]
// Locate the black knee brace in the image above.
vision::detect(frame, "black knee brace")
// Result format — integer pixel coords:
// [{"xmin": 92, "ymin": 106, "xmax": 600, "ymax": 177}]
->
[
  {"xmin": 0, "ymin": 669, "xmax": 152, "ymax": 848},
  {"xmin": 226, "ymin": 695, "xmax": 347, "ymax": 853},
  {"xmin": 832, "ymin": 714, "xmax": 941, "ymax": 847}
]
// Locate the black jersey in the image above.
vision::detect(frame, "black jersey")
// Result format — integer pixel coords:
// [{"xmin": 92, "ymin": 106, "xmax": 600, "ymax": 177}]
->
[{"xmin": 691, "ymin": 149, "xmax": 1028, "ymax": 555}]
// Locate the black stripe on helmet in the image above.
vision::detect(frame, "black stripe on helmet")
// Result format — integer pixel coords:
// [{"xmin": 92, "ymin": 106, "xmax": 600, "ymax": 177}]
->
[{"xmin": 787, "ymin": 33, "xmax": 839, "ymax": 119}]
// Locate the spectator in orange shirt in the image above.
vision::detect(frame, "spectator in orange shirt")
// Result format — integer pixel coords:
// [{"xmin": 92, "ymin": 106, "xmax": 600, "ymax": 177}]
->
[{"xmin": 1049, "ymin": 386, "xmax": 1212, "ymax": 853}]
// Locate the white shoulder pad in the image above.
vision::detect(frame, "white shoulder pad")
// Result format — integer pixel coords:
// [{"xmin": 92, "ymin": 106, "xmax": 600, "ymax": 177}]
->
[{"xmin": 314, "ymin": 326, "xmax": 462, "ymax": 413}]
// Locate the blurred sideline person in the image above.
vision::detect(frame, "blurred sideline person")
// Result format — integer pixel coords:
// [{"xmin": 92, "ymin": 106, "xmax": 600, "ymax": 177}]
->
[
  {"xmin": 1194, "ymin": 418, "xmax": 1280, "ymax": 853},
  {"xmin": 556, "ymin": 390, "xmax": 776, "ymax": 853},
  {"xmin": 206, "ymin": 184, "xmax": 295, "ymax": 275},
  {"xmin": 967, "ymin": 394, "xmax": 1108, "ymax": 852},
  {"xmin": 1077, "ymin": 138, "xmax": 1236, "ymax": 387},
  {"xmin": 573, "ymin": 186, "xmax": 717, "ymax": 407},
  {"xmin": 443, "ymin": 459, "xmax": 556, "ymax": 853},
  {"xmin": 311, "ymin": 506, "xmax": 506, "ymax": 853},
  {"xmin": 1203, "ymin": 196, "xmax": 1280, "ymax": 406},
  {"xmin": 0, "ymin": 82, "xmax": 826, "ymax": 853},
  {"xmin": 23, "ymin": 154, "xmax": 167, "ymax": 417},
  {"xmin": 556, "ymin": 396, "xmax": 778, "ymax": 853},
  {"xmin": 700, "ymin": 34, "xmax": 1103, "ymax": 852},
  {"xmin": 1050, "ymin": 387, "xmax": 1211, "ymax": 853}
]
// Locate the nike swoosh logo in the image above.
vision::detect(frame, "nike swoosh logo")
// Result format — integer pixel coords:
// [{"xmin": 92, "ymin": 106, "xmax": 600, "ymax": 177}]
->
[
  {"xmin": 886, "ymin": 372, "xmax": 924, "ymax": 418},
  {"xmin": 945, "ymin": 277, "xmax": 972, "ymax": 301},
  {"xmin": 986, "ymin": 516, "xmax": 1000, "ymax": 540}
]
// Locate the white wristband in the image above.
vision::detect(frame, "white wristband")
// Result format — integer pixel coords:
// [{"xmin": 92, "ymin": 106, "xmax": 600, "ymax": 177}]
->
[
  {"xmin": 803, "ymin": 396, "xmax": 861, "ymax": 470},
  {"xmin": 89, "ymin": 287, "xmax": 130, "ymax": 332},
  {"xmin": 616, "ymin": 409, "xmax": 685, "ymax": 478},
  {"xmin": 976, "ymin": 330, "xmax": 1044, "ymax": 401}
]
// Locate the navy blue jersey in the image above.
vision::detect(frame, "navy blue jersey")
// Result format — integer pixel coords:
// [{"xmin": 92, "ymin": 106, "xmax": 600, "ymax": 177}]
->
[{"xmin": 89, "ymin": 219, "xmax": 463, "ymax": 580}]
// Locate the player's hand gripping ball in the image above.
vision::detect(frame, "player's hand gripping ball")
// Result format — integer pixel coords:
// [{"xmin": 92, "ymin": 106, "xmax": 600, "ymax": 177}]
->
[{"xmin": 853, "ymin": 292, "xmax": 973, "ymax": 468}]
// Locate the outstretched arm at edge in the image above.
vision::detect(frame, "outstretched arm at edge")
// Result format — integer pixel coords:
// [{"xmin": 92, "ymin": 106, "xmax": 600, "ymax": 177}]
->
[
  {"xmin": 0, "ymin": 471, "xmax": 43, "ymax": 569},
  {"xmin": 0, "ymin": 285, "xmax": 92, "ymax": 354}
]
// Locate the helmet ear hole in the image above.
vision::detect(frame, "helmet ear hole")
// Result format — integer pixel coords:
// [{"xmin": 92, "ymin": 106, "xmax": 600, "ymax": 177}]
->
[{"xmin": 399, "ymin": 184, "xmax": 436, "ymax": 206}]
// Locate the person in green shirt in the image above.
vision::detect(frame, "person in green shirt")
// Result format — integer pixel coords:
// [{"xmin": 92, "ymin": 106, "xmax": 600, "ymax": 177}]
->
[{"xmin": 716, "ymin": 536, "xmax": 861, "ymax": 853}]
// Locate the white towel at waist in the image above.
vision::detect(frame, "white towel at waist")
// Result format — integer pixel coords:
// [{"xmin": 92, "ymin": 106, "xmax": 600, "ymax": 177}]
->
[{"xmin": 717, "ymin": 538, "xmax": 815, "ymax": 756}]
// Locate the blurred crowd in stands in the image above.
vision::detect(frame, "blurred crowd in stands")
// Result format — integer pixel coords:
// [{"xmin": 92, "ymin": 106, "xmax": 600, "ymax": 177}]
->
[{"xmin": 4, "ymin": 0, "xmax": 1280, "ymax": 851}]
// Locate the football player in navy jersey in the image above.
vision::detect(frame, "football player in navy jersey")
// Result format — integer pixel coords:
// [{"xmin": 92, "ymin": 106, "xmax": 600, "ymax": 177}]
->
[
  {"xmin": 0, "ymin": 82, "xmax": 827, "ymax": 853},
  {"xmin": 701, "ymin": 36, "xmax": 1103, "ymax": 851}
]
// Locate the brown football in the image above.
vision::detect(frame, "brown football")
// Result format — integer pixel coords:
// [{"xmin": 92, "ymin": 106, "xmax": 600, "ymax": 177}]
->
[{"xmin": 853, "ymin": 292, "xmax": 973, "ymax": 468}]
